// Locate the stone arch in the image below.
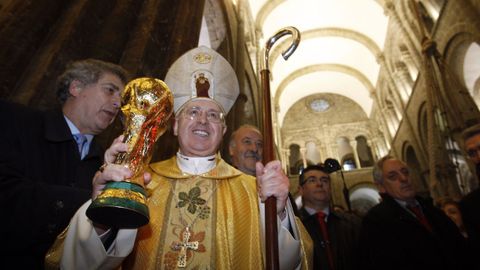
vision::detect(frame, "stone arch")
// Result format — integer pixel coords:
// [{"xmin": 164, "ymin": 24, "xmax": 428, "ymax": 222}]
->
[
  {"xmin": 349, "ymin": 184, "xmax": 381, "ymax": 217},
  {"xmin": 269, "ymin": 28, "xmax": 382, "ymax": 71},
  {"xmin": 441, "ymin": 32, "xmax": 480, "ymax": 127},
  {"xmin": 254, "ymin": 0, "xmax": 285, "ymax": 32},
  {"xmin": 274, "ymin": 64, "xmax": 375, "ymax": 108},
  {"xmin": 442, "ymin": 32, "xmax": 479, "ymax": 90}
]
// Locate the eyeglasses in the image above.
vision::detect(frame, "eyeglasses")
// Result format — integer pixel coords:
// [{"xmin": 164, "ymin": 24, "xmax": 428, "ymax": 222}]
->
[
  {"xmin": 303, "ymin": 176, "xmax": 330, "ymax": 185},
  {"xmin": 183, "ymin": 106, "xmax": 224, "ymax": 123},
  {"xmin": 299, "ymin": 163, "xmax": 329, "ymax": 186}
]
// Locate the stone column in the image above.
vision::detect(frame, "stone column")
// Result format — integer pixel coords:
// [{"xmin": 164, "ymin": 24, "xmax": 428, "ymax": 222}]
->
[
  {"xmin": 351, "ymin": 140, "xmax": 361, "ymax": 169},
  {"xmin": 282, "ymin": 148, "xmax": 290, "ymax": 175},
  {"xmin": 300, "ymin": 147, "xmax": 307, "ymax": 168},
  {"xmin": 368, "ymin": 139, "xmax": 379, "ymax": 161}
]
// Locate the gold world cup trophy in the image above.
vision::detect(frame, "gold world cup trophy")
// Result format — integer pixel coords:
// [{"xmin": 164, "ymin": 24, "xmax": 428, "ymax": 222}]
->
[{"xmin": 86, "ymin": 77, "xmax": 173, "ymax": 228}]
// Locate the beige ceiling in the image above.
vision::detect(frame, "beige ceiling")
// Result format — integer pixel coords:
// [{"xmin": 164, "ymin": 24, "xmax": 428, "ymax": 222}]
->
[{"xmin": 246, "ymin": 0, "xmax": 389, "ymax": 126}]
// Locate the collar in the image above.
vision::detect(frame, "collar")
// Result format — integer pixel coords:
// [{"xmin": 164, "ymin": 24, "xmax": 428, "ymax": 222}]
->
[
  {"xmin": 304, "ymin": 206, "xmax": 330, "ymax": 217},
  {"xmin": 176, "ymin": 152, "xmax": 216, "ymax": 175},
  {"xmin": 64, "ymin": 115, "xmax": 94, "ymax": 144},
  {"xmin": 149, "ymin": 155, "xmax": 243, "ymax": 180},
  {"xmin": 394, "ymin": 198, "xmax": 419, "ymax": 208}
]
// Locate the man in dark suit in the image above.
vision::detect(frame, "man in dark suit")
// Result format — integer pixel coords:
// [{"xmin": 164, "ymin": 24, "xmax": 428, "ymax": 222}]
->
[
  {"xmin": 298, "ymin": 164, "xmax": 361, "ymax": 270},
  {"xmin": 0, "ymin": 59, "xmax": 129, "ymax": 269},
  {"xmin": 358, "ymin": 156, "xmax": 471, "ymax": 270},
  {"xmin": 460, "ymin": 124, "xmax": 480, "ymax": 253}
]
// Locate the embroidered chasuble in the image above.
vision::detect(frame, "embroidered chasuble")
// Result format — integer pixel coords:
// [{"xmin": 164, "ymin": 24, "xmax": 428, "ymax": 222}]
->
[
  {"xmin": 123, "ymin": 156, "xmax": 264, "ymax": 269},
  {"xmin": 45, "ymin": 155, "xmax": 313, "ymax": 269}
]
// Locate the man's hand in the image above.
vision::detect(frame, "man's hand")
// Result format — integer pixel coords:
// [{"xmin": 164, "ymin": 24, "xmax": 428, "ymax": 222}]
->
[
  {"xmin": 92, "ymin": 135, "xmax": 151, "ymax": 200},
  {"xmin": 256, "ymin": 160, "xmax": 289, "ymax": 218}
]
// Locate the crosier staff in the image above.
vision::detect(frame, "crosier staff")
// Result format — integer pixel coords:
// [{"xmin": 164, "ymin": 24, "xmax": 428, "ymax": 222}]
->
[{"xmin": 260, "ymin": 27, "xmax": 300, "ymax": 270}]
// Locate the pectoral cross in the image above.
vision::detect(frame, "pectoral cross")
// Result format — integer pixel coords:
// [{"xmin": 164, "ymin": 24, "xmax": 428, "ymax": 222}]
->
[{"xmin": 171, "ymin": 227, "xmax": 199, "ymax": 268}]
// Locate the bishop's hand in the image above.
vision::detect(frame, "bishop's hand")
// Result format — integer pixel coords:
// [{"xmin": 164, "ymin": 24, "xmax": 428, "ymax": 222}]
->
[
  {"xmin": 256, "ymin": 160, "xmax": 289, "ymax": 219},
  {"xmin": 92, "ymin": 135, "xmax": 151, "ymax": 200}
]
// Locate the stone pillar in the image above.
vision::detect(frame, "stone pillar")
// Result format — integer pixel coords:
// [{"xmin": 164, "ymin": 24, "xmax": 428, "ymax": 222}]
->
[
  {"xmin": 282, "ymin": 148, "xmax": 290, "ymax": 174},
  {"xmin": 368, "ymin": 139, "xmax": 379, "ymax": 161},
  {"xmin": 300, "ymin": 147, "xmax": 307, "ymax": 168},
  {"xmin": 351, "ymin": 140, "xmax": 361, "ymax": 169}
]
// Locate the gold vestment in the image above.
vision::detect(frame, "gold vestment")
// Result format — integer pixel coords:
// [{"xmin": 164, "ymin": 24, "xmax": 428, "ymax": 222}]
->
[{"xmin": 45, "ymin": 156, "xmax": 313, "ymax": 269}]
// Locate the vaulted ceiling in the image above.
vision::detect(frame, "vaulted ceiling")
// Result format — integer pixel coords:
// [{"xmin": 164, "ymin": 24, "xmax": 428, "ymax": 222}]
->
[{"xmin": 247, "ymin": 0, "xmax": 388, "ymax": 126}]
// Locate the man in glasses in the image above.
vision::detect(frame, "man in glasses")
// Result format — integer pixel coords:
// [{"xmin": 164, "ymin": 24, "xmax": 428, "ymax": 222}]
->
[
  {"xmin": 460, "ymin": 124, "xmax": 480, "ymax": 257},
  {"xmin": 49, "ymin": 46, "xmax": 312, "ymax": 269},
  {"xmin": 358, "ymin": 156, "xmax": 471, "ymax": 270},
  {"xmin": 298, "ymin": 164, "xmax": 361, "ymax": 270}
]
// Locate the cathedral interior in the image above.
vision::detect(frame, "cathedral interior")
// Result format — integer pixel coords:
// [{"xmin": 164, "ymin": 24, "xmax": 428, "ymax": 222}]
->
[{"xmin": 1, "ymin": 0, "xmax": 480, "ymax": 216}]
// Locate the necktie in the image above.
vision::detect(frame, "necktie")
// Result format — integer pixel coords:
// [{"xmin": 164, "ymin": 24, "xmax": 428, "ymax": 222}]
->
[
  {"xmin": 407, "ymin": 204, "xmax": 432, "ymax": 232},
  {"xmin": 73, "ymin": 133, "xmax": 87, "ymax": 159},
  {"xmin": 316, "ymin": 211, "xmax": 335, "ymax": 270}
]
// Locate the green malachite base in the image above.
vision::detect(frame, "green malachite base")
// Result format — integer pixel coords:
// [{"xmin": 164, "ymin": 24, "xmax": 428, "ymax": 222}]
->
[{"xmin": 86, "ymin": 182, "xmax": 150, "ymax": 228}]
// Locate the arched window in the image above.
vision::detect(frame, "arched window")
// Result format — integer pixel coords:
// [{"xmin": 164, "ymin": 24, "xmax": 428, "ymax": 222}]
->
[
  {"xmin": 305, "ymin": 141, "xmax": 321, "ymax": 164},
  {"xmin": 393, "ymin": 61, "xmax": 413, "ymax": 100},
  {"xmin": 289, "ymin": 144, "xmax": 301, "ymax": 174},
  {"xmin": 399, "ymin": 44, "xmax": 419, "ymax": 80},
  {"xmin": 463, "ymin": 42, "xmax": 480, "ymax": 110},
  {"xmin": 349, "ymin": 186, "xmax": 381, "ymax": 217},
  {"xmin": 355, "ymin": 136, "xmax": 374, "ymax": 167},
  {"xmin": 336, "ymin": 137, "xmax": 356, "ymax": 170},
  {"xmin": 342, "ymin": 154, "xmax": 356, "ymax": 171}
]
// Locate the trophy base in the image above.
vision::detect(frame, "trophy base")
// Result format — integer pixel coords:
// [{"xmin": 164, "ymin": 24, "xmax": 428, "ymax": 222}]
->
[{"xmin": 86, "ymin": 182, "xmax": 149, "ymax": 228}]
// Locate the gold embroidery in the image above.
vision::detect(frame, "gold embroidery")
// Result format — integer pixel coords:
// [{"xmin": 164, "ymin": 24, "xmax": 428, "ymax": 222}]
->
[
  {"xmin": 166, "ymin": 179, "xmax": 218, "ymax": 268},
  {"xmin": 193, "ymin": 52, "xmax": 212, "ymax": 64}
]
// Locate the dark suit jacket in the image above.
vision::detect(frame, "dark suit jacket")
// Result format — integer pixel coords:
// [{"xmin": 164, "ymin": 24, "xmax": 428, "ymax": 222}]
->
[
  {"xmin": 0, "ymin": 101, "xmax": 104, "ymax": 269},
  {"xmin": 299, "ymin": 207, "xmax": 362, "ymax": 270},
  {"xmin": 358, "ymin": 194, "xmax": 471, "ymax": 270}
]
